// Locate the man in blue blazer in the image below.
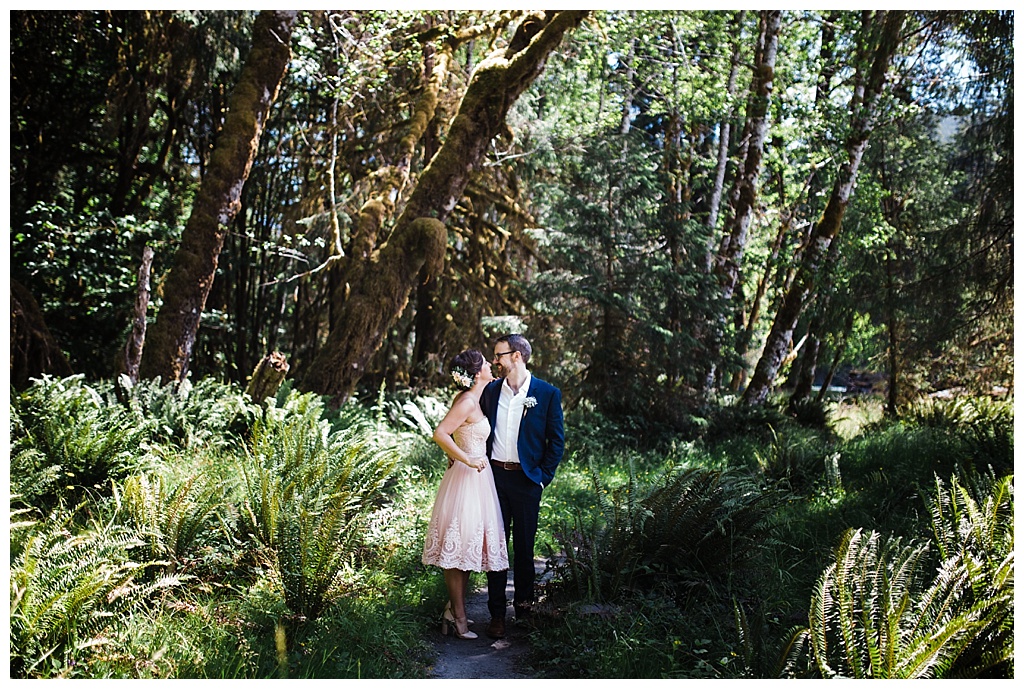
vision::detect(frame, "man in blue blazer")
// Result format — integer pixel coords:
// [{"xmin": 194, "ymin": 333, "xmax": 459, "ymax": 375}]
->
[{"xmin": 481, "ymin": 333, "xmax": 565, "ymax": 639}]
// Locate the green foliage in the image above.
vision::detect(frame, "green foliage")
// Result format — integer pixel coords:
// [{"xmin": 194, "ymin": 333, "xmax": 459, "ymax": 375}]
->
[
  {"xmin": 10, "ymin": 375, "xmax": 161, "ymax": 508},
  {"xmin": 7, "ymin": 368, "xmax": 1013, "ymax": 678},
  {"xmin": 926, "ymin": 471, "xmax": 1014, "ymax": 677},
  {"xmin": 114, "ymin": 468, "xmax": 228, "ymax": 571},
  {"xmin": 548, "ymin": 462, "xmax": 778, "ymax": 606},
  {"xmin": 10, "ymin": 509, "xmax": 182, "ymax": 678},
  {"xmin": 752, "ymin": 427, "xmax": 828, "ymax": 492},
  {"xmin": 904, "ymin": 396, "xmax": 1013, "ymax": 474},
  {"xmin": 701, "ymin": 400, "xmax": 791, "ymax": 444},
  {"xmin": 785, "ymin": 470, "xmax": 1012, "ymax": 679},
  {"xmin": 10, "ymin": 204, "xmax": 179, "ymax": 378},
  {"xmin": 531, "ymin": 591, "xmax": 716, "ymax": 678},
  {"xmin": 786, "ymin": 397, "xmax": 831, "ymax": 430},
  {"xmin": 118, "ymin": 375, "xmax": 259, "ymax": 450},
  {"xmin": 237, "ymin": 390, "xmax": 398, "ymax": 620}
]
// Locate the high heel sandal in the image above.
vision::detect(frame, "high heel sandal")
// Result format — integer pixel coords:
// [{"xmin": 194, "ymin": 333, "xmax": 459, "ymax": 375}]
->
[
  {"xmin": 441, "ymin": 602, "xmax": 478, "ymax": 639},
  {"xmin": 443, "ymin": 601, "xmax": 474, "ymax": 626}
]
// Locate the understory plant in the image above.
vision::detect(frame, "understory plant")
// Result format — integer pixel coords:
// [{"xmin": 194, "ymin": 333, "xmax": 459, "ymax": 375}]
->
[
  {"xmin": 238, "ymin": 391, "xmax": 398, "ymax": 621},
  {"xmin": 10, "ymin": 375, "xmax": 161, "ymax": 508},
  {"xmin": 10, "ymin": 507, "xmax": 182, "ymax": 678},
  {"xmin": 113, "ymin": 466, "xmax": 228, "ymax": 573},
  {"xmin": 782, "ymin": 470, "xmax": 1013, "ymax": 678},
  {"xmin": 548, "ymin": 462, "xmax": 778, "ymax": 606}
]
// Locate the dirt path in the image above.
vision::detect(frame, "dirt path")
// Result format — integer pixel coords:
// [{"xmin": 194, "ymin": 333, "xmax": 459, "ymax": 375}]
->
[{"xmin": 425, "ymin": 569, "xmax": 541, "ymax": 679}]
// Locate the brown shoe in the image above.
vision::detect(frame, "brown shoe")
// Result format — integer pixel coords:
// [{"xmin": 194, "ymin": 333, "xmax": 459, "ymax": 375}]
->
[{"xmin": 486, "ymin": 616, "xmax": 506, "ymax": 639}]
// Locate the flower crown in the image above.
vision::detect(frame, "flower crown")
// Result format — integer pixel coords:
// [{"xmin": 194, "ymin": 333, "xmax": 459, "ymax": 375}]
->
[{"xmin": 451, "ymin": 367, "xmax": 474, "ymax": 389}]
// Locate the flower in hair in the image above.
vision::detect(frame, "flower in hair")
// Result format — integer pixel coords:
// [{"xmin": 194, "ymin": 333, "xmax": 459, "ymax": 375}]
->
[{"xmin": 451, "ymin": 367, "xmax": 474, "ymax": 389}]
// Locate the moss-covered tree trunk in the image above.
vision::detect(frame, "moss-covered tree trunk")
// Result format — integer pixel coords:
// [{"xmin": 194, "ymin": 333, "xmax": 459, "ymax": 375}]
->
[
  {"xmin": 139, "ymin": 10, "xmax": 297, "ymax": 383},
  {"xmin": 743, "ymin": 11, "xmax": 906, "ymax": 406},
  {"xmin": 304, "ymin": 11, "xmax": 588, "ymax": 404},
  {"xmin": 716, "ymin": 10, "xmax": 781, "ymax": 306},
  {"xmin": 704, "ymin": 10, "xmax": 746, "ymax": 266}
]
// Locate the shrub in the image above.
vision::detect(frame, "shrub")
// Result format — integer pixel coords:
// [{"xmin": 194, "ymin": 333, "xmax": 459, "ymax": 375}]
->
[
  {"xmin": 10, "ymin": 509, "xmax": 181, "ymax": 678},
  {"xmin": 237, "ymin": 391, "xmax": 398, "ymax": 621},
  {"xmin": 548, "ymin": 462, "xmax": 779, "ymax": 606}
]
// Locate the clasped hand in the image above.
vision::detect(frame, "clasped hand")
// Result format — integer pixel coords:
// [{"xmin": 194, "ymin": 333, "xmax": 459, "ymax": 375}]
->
[{"xmin": 448, "ymin": 456, "xmax": 484, "ymax": 472}]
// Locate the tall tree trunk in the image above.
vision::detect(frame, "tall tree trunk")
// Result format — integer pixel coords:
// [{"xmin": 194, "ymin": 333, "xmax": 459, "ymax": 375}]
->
[
  {"xmin": 817, "ymin": 318, "xmax": 851, "ymax": 404},
  {"xmin": 786, "ymin": 235, "xmax": 842, "ymax": 404},
  {"xmin": 116, "ymin": 245, "xmax": 155, "ymax": 384},
  {"xmin": 304, "ymin": 11, "xmax": 588, "ymax": 403},
  {"xmin": 703, "ymin": 10, "xmax": 781, "ymax": 394},
  {"xmin": 737, "ymin": 11, "xmax": 842, "ymax": 395},
  {"xmin": 716, "ymin": 10, "xmax": 781, "ymax": 305},
  {"xmin": 704, "ymin": 9, "xmax": 746, "ymax": 251},
  {"xmin": 139, "ymin": 10, "xmax": 297, "ymax": 383},
  {"xmin": 788, "ymin": 321, "xmax": 821, "ymax": 402},
  {"xmin": 619, "ymin": 26, "xmax": 638, "ymax": 135},
  {"xmin": 743, "ymin": 11, "xmax": 906, "ymax": 406}
]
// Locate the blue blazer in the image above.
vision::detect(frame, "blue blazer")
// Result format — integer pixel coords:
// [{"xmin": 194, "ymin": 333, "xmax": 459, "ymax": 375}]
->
[{"xmin": 482, "ymin": 375, "xmax": 565, "ymax": 487}]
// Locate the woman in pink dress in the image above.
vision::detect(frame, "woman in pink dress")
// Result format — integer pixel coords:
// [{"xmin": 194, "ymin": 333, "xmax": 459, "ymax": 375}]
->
[{"xmin": 422, "ymin": 349, "xmax": 509, "ymax": 639}]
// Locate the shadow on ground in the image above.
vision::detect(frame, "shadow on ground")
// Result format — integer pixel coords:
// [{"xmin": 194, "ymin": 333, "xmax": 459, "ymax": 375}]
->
[{"xmin": 426, "ymin": 564, "xmax": 547, "ymax": 679}]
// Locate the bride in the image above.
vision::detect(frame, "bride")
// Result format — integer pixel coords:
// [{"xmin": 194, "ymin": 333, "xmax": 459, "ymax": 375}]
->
[{"xmin": 421, "ymin": 349, "xmax": 509, "ymax": 639}]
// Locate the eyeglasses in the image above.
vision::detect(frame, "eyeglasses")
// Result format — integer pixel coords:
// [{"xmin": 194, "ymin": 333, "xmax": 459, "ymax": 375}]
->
[{"xmin": 493, "ymin": 350, "xmax": 516, "ymax": 360}]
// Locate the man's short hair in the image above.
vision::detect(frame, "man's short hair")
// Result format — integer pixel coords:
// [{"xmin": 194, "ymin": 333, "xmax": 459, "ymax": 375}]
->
[{"xmin": 497, "ymin": 333, "xmax": 531, "ymax": 364}]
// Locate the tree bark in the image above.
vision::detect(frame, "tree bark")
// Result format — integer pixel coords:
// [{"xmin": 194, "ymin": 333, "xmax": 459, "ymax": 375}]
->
[
  {"xmin": 703, "ymin": 10, "xmax": 781, "ymax": 393},
  {"xmin": 117, "ymin": 245, "xmax": 155, "ymax": 384},
  {"xmin": 704, "ymin": 9, "xmax": 746, "ymax": 249},
  {"xmin": 743, "ymin": 11, "xmax": 906, "ymax": 406},
  {"xmin": 139, "ymin": 10, "xmax": 297, "ymax": 384},
  {"xmin": 246, "ymin": 351, "xmax": 290, "ymax": 404},
  {"xmin": 304, "ymin": 11, "xmax": 588, "ymax": 404},
  {"xmin": 716, "ymin": 10, "xmax": 782, "ymax": 306}
]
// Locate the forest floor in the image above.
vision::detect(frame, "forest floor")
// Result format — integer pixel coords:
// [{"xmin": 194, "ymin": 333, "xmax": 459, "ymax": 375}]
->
[{"xmin": 425, "ymin": 563, "xmax": 547, "ymax": 679}]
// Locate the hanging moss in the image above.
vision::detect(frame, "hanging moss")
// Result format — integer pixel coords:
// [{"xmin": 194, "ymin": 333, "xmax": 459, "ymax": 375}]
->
[{"xmin": 305, "ymin": 11, "xmax": 588, "ymax": 404}]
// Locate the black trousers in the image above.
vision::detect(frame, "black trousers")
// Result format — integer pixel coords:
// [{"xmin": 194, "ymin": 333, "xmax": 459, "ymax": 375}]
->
[{"xmin": 487, "ymin": 464, "xmax": 543, "ymax": 619}]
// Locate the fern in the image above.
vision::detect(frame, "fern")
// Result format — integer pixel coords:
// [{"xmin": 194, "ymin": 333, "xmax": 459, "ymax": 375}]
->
[
  {"xmin": 797, "ymin": 472, "xmax": 1013, "ymax": 682},
  {"xmin": 117, "ymin": 375, "xmax": 258, "ymax": 450},
  {"xmin": 548, "ymin": 462, "xmax": 778, "ymax": 605},
  {"xmin": 926, "ymin": 471, "xmax": 1014, "ymax": 677},
  {"xmin": 10, "ymin": 375, "xmax": 161, "ymax": 508},
  {"xmin": 10, "ymin": 510, "xmax": 181, "ymax": 678},
  {"xmin": 237, "ymin": 391, "xmax": 397, "ymax": 620},
  {"xmin": 114, "ymin": 469, "xmax": 226, "ymax": 571}
]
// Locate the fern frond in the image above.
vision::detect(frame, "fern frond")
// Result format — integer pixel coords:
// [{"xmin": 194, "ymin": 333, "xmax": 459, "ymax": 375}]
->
[
  {"xmin": 10, "ymin": 513, "xmax": 181, "ymax": 677},
  {"xmin": 237, "ymin": 390, "xmax": 397, "ymax": 620}
]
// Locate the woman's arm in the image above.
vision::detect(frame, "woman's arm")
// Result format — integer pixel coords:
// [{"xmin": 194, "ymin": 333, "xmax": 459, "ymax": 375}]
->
[{"xmin": 433, "ymin": 395, "xmax": 486, "ymax": 471}]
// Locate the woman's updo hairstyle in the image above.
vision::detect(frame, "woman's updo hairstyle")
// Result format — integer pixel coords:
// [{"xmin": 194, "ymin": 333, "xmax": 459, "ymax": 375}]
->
[{"xmin": 450, "ymin": 349, "xmax": 484, "ymax": 390}]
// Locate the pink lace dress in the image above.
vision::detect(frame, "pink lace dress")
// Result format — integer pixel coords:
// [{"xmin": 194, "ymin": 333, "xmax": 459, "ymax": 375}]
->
[{"xmin": 422, "ymin": 416, "xmax": 509, "ymax": 571}]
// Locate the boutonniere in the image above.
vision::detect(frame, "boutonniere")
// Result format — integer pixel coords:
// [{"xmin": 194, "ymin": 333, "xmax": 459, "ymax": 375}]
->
[{"xmin": 522, "ymin": 396, "xmax": 538, "ymax": 417}]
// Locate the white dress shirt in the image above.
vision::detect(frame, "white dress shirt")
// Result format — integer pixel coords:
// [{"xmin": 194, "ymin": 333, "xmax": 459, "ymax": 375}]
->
[{"xmin": 491, "ymin": 372, "xmax": 532, "ymax": 464}]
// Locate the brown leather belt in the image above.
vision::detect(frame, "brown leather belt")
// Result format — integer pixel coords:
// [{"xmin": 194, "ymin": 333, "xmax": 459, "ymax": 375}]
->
[{"xmin": 490, "ymin": 460, "xmax": 523, "ymax": 471}]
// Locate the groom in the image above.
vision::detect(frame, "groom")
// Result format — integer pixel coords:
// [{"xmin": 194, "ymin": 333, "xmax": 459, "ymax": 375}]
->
[{"xmin": 481, "ymin": 333, "xmax": 565, "ymax": 639}]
